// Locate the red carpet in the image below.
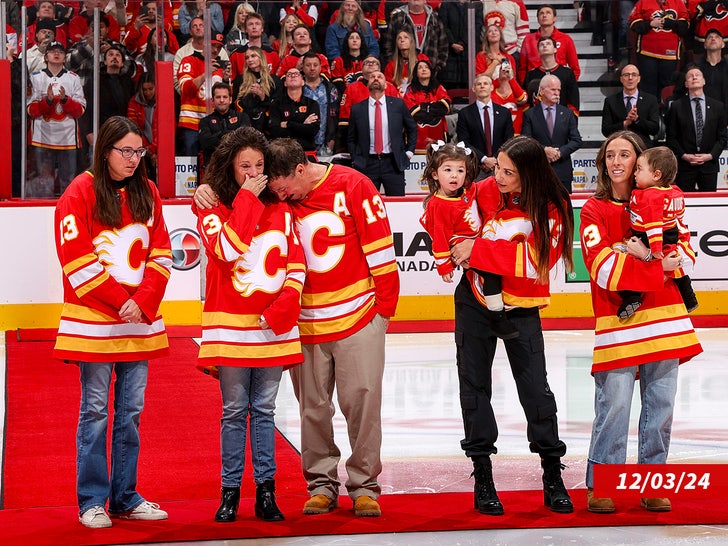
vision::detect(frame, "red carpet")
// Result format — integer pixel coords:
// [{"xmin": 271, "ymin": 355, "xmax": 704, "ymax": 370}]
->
[{"xmin": 3, "ymin": 332, "xmax": 727, "ymax": 544}]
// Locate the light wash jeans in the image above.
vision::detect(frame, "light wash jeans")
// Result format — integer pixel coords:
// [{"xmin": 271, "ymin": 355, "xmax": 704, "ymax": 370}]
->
[
  {"xmin": 585, "ymin": 358, "xmax": 679, "ymax": 489},
  {"xmin": 218, "ymin": 365, "xmax": 284, "ymax": 487},
  {"xmin": 77, "ymin": 361, "xmax": 148, "ymax": 514}
]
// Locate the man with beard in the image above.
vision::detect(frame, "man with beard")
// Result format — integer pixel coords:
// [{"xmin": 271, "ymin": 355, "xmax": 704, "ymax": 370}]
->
[
  {"xmin": 325, "ymin": 0, "xmax": 380, "ymax": 62},
  {"xmin": 348, "ymin": 70, "xmax": 417, "ymax": 196}
]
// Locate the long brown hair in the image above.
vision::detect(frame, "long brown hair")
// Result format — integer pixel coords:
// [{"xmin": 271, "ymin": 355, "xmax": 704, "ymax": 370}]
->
[
  {"xmin": 93, "ymin": 116, "xmax": 153, "ymax": 226},
  {"xmin": 498, "ymin": 136, "xmax": 574, "ymax": 282},
  {"xmin": 202, "ymin": 126, "xmax": 272, "ymax": 208},
  {"xmin": 392, "ymin": 29, "xmax": 419, "ymax": 88},
  {"xmin": 593, "ymin": 130, "xmax": 647, "ymax": 200},
  {"xmin": 421, "ymin": 142, "xmax": 479, "ymax": 207}
]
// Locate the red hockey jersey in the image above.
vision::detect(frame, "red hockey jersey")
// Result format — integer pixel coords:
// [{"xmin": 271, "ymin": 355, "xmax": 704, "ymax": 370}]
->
[
  {"xmin": 579, "ymin": 196, "xmax": 702, "ymax": 372},
  {"xmin": 194, "ymin": 189, "xmax": 305, "ymax": 367},
  {"xmin": 291, "ymin": 163, "xmax": 400, "ymax": 343},
  {"xmin": 54, "ymin": 172, "xmax": 172, "ymax": 362},
  {"xmin": 629, "ymin": 184, "xmax": 686, "ymax": 255},
  {"xmin": 629, "ymin": 0, "xmax": 689, "ymax": 60}
]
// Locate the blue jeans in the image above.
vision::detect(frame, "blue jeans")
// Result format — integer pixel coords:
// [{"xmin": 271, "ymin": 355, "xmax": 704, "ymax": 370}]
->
[
  {"xmin": 218, "ymin": 366, "xmax": 283, "ymax": 487},
  {"xmin": 585, "ymin": 359, "xmax": 679, "ymax": 488},
  {"xmin": 77, "ymin": 361, "xmax": 148, "ymax": 514}
]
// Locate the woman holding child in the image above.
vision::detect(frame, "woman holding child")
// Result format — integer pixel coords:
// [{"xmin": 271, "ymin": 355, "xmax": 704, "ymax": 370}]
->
[
  {"xmin": 579, "ymin": 130, "xmax": 702, "ymax": 514},
  {"xmin": 449, "ymin": 135, "xmax": 575, "ymax": 516}
]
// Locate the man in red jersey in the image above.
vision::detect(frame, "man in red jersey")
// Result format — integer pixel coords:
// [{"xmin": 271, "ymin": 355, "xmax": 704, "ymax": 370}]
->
[
  {"xmin": 193, "ymin": 135, "xmax": 400, "ymax": 517},
  {"xmin": 264, "ymin": 138, "xmax": 399, "ymax": 518}
]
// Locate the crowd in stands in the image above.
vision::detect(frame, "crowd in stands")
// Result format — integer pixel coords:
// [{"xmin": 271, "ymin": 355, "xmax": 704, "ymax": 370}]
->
[{"xmin": 5, "ymin": 0, "xmax": 728, "ymax": 197}]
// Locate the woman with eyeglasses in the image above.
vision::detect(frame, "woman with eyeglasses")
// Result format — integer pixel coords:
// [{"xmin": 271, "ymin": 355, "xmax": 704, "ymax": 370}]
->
[{"xmin": 54, "ymin": 116, "xmax": 173, "ymax": 529}]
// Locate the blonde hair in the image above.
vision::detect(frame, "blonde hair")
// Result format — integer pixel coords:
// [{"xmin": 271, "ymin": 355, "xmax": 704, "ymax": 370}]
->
[
  {"xmin": 237, "ymin": 46, "xmax": 274, "ymax": 99},
  {"xmin": 392, "ymin": 29, "xmax": 419, "ymax": 88},
  {"xmin": 277, "ymin": 14, "xmax": 298, "ymax": 57}
]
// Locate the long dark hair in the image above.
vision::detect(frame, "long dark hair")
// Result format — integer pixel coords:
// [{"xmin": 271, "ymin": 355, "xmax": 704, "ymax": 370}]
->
[
  {"xmin": 421, "ymin": 142, "xmax": 479, "ymax": 206},
  {"xmin": 342, "ymin": 29, "xmax": 368, "ymax": 68},
  {"xmin": 202, "ymin": 126, "xmax": 273, "ymax": 208},
  {"xmin": 498, "ymin": 136, "xmax": 574, "ymax": 282},
  {"xmin": 594, "ymin": 130, "xmax": 647, "ymax": 200},
  {"xmin": 93, "ymin": 116, "xmax": 152, "ymax": 226},
  {"xmin": 409, "ymin": 59, "xmax": 439, "ymax": 93}
]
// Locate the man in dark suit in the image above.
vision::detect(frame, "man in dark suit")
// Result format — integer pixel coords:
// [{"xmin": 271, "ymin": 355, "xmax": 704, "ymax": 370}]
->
[
  {"xmin": 456, "ymin": 73, "xmax": 514, "ymax": 179},
  {"xmin": 601, "ymin": 64, "xmax": 660, "ymax": 146},
  {"xmin": 522, "ymin": 74, "xmax": 582, "ymax": 193},
  {"xmin": 348, "ymin": 70, "xmax": 417, "ymax": 196},
  {"xmin": 666, "ymin": 64, "xmax": 728, "ymax": 192}
]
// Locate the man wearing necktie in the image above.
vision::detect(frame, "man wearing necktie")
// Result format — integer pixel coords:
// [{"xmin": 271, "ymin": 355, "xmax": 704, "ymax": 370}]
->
[
  {"xmin": 348, "ymin": 71, "xmax": 417, "ymax": 195},
  {"xmin": 455, "ymin": 73, "xmax": 514, "ymax": 180},
  {"xmin": 522, "ymin": 74, "xmax": 582, "ymax": 193},
  {"xmin": 666, "ymin": 64, "xmax": 728, "ymax": 191},
  {"xmin": 601, "ymin": 64, "xmax": 660, "ymax": 146}
]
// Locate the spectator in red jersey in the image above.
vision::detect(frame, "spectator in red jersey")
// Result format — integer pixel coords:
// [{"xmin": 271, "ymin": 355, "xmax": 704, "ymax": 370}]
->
[
  {"xmin": 193, "ymin": 126, "xmax": 305, "ymax": 524},
  {"xmin": 272, "ymin": 13, "xmax": 299, "ymax": 58},
  {"xmin": 475, "ymin": 23, "xmax": 517, "ymax": 83},
  {"xmin": 491, "ymin": 58, "xmax": 528, "ymax": 134},
  {"xmin": 403, "ymin": 59, "xmax": 451, "ymax": 152},
  {"xmin": 26, "ymin": 0, "xmax": 68, "ymax": 48},
  {"xmin": 279, "ymin": 0, "xmax": 318, "ymax": 29},
  {"xmin": 276, "ymin": 24, "xmax": 330, "ymax": 78},
  {"xmin": 123, "ymin": 0, "xmax": 180, "ymax": 56},
  {"xmin": 177, "ymin": 32, "xmax": 230, "ymax": 156},
  {"xmin": 517, "ymin": 4, "xmax": 580, "ymax": 83},
  {"xmin": 68, "ymin": 0, "xmax": 122, "ymax": 44},
  {"xmin": 383, "ymin": 28, "xmax": 429, "ymax": 95},
  {"xmin": 330, "ymin": 29, "xmax": 369, "ymax": 96},
  {"xmin": 629, "ymin": 0, "xmax": 689, "ymax": 100}
]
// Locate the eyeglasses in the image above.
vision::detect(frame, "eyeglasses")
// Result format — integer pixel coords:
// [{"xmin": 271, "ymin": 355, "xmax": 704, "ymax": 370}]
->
[
  {"xmin": 286, "ymin": 72, "xmax": 302, "ymax": 78},
  {"xmin": 363, "ymin": 60, "xmax": 380, "ymax": 65},
  {"xmin": 112, "ymin": 146, "xmax": 147, "ymax": 159},
  {"xmin": 621, "ymin": 72, "xmax": 639, "ymax": 78}
]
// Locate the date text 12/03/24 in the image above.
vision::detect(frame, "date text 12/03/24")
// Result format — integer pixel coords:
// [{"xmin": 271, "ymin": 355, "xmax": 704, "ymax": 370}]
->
[{"xmin": 593, "ymin": 464, "xmax": 727, "ymax": 499}]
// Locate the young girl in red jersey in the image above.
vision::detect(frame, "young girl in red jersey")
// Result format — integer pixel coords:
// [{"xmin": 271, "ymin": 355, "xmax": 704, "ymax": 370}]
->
[
  {"xmin": 618, "ymin": 146, "xmax": 698, "ymax": 318},
  {"xmin": 419, "ymin": 141, "xmax": 518, "ymax": 339}
]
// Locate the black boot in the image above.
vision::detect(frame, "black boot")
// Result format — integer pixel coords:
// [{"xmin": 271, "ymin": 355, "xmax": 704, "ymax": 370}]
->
[
  {"xmin": 255, "ymin": 479, "xmax": 285, "ymax": 521},
  {"xmin": 541, "ymin": 457, "xmax": 574, "ymax": 513},
  {"xmin": 471, "ymin": 457, "xmax": 504, "ymax": 515},
  {"xmin": 214, "ymin": 486, "xmax": 240, "ymax": 522}
]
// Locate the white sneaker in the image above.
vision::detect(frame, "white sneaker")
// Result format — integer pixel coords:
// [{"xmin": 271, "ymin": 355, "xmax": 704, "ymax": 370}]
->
[
  {"xmin": 79, "ymin": 506, "xmax": 112, "ymax": 528},
  {"xmin": 114, "ymin": 500, "xmax": 168, "ymax": 521}
]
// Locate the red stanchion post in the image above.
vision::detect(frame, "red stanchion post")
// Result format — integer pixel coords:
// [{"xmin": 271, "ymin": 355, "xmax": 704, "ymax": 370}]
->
[
  {"xmin": 155, "ymin": 61, "xmax": 175, "ymax": 198},
  {"xmin": 0, "ymin": 59, "xmax": 11, "ymax": 199}
]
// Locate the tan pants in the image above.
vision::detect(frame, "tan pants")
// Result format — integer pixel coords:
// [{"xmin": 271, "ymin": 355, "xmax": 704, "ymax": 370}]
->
[{"xmin": 289, "ymin": 314, "xmax": 386, "ymax": 500}]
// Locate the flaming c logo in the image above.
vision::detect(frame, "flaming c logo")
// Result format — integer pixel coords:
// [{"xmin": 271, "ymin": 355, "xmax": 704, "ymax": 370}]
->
[{"xmin": 169, "ymin": 228, "xmax": 201, "ymax": 270}]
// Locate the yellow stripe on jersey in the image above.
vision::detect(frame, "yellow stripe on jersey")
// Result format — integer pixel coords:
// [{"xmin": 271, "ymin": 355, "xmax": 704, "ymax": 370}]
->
[
  {"xmin": 147, "ymin": 261, "xmax": 171, "ymax": 279},
  {"xmin": 55, "ymin": 332, "xmax": 169, "ymax": 353},
  {"xmin": 361, "ymin": 234, "xmax": 394, "ymax": 255},
  {"xmin": 593, "ymin": 332, "xmax": 700, "ymax": 365},
  {"xmin": 202, "ymin": 311, "xmax": 262, "ymax": 328},
  {"xmin": 595, "ymin": 303, "xmax": 690, "ymax": 331},
  {"xmin": 199, "ymin": 341, "xmax": 301, "ymax": 359},
  {"xmin": 61, "ymin": 302, "xmax": 118, "ymax": 321},
  {"xmin": 301, "ymin": 277, "xmax": 374, "ymax": 307},
  {"xmin": 63, "ymin": 253, "xmax": 98, "ymax": 275},
  {"xmin": 298, "ymin": 303, "xmax": 373, "ymax": 337}
]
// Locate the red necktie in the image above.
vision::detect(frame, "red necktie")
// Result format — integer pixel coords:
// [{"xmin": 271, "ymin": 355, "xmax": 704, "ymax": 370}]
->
[
  {"xmin": 374, "ymin": 100, "xmax": 383, "ymax": 154},
  {"xmin": 483, "ymin": 104, "xmax": 492, "ymax": 157}
]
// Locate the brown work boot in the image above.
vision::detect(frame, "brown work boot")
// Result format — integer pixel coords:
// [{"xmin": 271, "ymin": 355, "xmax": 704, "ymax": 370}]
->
[
  {"xmin": 353, "ymin": 495, "xmax": 381, "ymax": 517},
  {"xmin": 302, "ymin": 494, "xmax": 337, "ymax": 515},
  {"xmin": 587, "ymin": 488, "xmax": 615, "ymax": 513},
  {"xmin": 641, "ymin": 497, "xmax": 671, "ymax": 512}
]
